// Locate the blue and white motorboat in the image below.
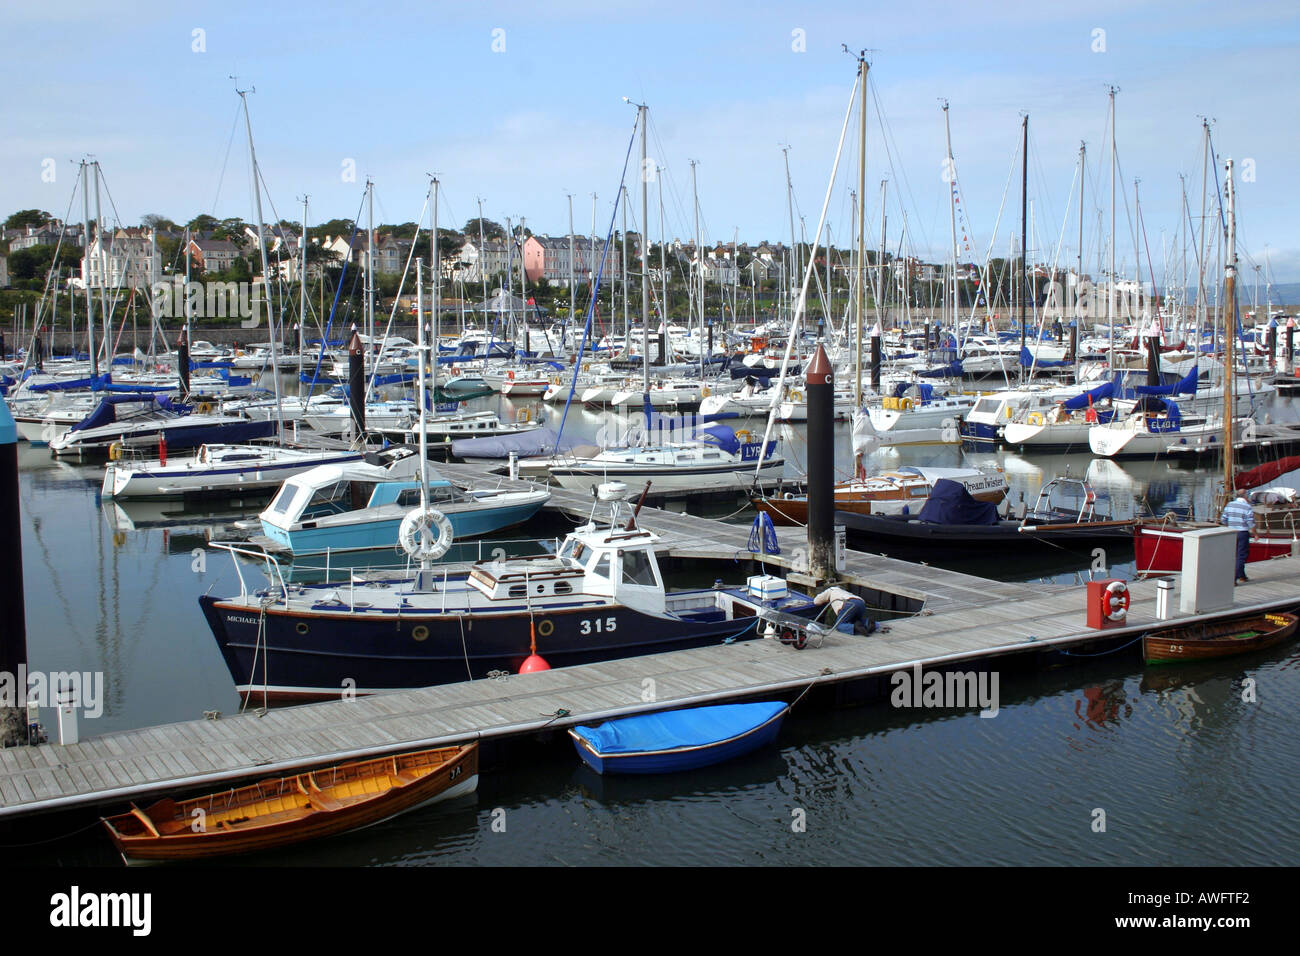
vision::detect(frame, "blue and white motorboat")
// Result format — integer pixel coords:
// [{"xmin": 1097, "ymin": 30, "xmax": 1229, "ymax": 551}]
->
[
  {"xmin": 568, "ymin": 701, "xmax": 791, "ymax": 774},
  {"xmin": 258, "ymin": 454, "xmax": 551, "ymax": 554}
]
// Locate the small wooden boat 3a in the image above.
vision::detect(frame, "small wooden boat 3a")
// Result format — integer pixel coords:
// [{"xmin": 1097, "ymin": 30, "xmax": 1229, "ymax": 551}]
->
[
  {"xmin": 101, "ymin": 743, "xmax": 477, "ymax": 864},
  {"xmin": 1143, "ymin": 612, "xmax": 1299, "ymax": 665},
  {"xmin": 569, "ymin": 702, "xmax": 789, "ymax": 775}
]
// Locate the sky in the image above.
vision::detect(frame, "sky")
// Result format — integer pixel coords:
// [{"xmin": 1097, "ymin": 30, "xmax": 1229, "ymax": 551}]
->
[{"xmin": 6, "ymin": 0, "xmax": 1300, "ymax": 291}]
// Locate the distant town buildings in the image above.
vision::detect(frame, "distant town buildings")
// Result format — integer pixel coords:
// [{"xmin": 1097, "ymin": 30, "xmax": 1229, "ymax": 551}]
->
[{"xmin": 82, "ymin": 228, "xmax": 161, "ymax": 291}]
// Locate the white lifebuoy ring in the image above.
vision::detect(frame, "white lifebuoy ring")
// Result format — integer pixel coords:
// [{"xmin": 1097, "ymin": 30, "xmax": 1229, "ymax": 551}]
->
[
  {"xmin": 1105, "ymin": 580, "xmax": 1129, "ymax": 622},
  {"xmin": 398, "ymin": 507, "xmax": 454, "ymax": 561}
]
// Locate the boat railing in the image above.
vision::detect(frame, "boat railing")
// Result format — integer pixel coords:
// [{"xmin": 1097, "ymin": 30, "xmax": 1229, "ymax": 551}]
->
[
  {"xmin": 208, "ymin": 541, "xmax": 291, "ymax": 604},
  {"xmin": 269, "ymin": 536, "xmax": 565, "ymax": 588}
]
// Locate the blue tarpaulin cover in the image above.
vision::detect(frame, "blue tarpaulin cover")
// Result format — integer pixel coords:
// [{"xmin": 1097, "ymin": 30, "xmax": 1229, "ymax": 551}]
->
[
  {"xmin": 1062, "ymin": 381, "xmax": 1115, "ymax": 410},
  {"xmin": 572, "ymin": 702, "xmax": 788, "ymax": 755},
  {"xmin": 1019, "ymin": 346, "xmax": 1070, "ymax": 369},
  {"xmin": 917, "ymin": 478, "xmax": 999, "ymax": 526},
  {"xmin": 1131, "ymin": 365, "xmax": 1198, "ymax": 397}
]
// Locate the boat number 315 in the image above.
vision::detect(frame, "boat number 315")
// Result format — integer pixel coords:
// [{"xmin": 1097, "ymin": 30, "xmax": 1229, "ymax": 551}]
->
[{"xmin": 579, "ymin": 617, "xmax": 618, "ymax": 635}]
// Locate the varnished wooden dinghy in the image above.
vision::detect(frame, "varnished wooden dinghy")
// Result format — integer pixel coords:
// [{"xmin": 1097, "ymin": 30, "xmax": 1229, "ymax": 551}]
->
[
  {"xmin": 101, "ymin": 743, "xmax": 477, "ymax": 863},
  {"xmin": 1143, "ymin": 612, "xmax": 1299, "ymax": 665}
]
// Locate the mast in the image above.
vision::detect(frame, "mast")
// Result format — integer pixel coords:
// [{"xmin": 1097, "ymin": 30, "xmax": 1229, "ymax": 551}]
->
[
  {"xmin": 1076, "ymin": 143, "xmax": 1085, "ymax": 334},
  {"xmin": 82, "ymin": 160, "xmax": 97, "ymax": 377},
  {"xmin": 783, "ymin": 145, "xmax": 799, "ymax": 326},
  {"xmin": 692, "ymin": 159, "xmax": 702, "ymax": 379},
  {"xmin": 416, "ymin": 258, "xmax": 429, "ymax": 523},
  {"xmin": 367, "ymin": 179, "xmax": 375, "ymax": 347},
  {"xmin": 238, "ymin": 85, "xmax": 284, "ymax": 439},
  {"xmin": 878, "ymin": 178, "xmax": 887, "ymax": 329},
  {"xmin": 298, "ymin": 197, "xmax": 308, "ymax": 402},
  {"xmin": 567, "ymin": 192, "xmax": 575, "ymax": 360},
  {"xmin": 1020, "ymin": 113, "xmax": 1028, "ymax": 354},
  {"xmin": 1108, "ymin": 86, "xmax": 1118, "ymax": 366},
  {"xmin": 855, "ymin": 51, "xmax": 868, "ymax": 407},
  {"xmin": 432, "ymin": 178, "xmax": 440, "ymax": 393},
  {"xmin": 1223, "ymin": 157, "xmax": 1237, "ymax": 496},
  {"xmin": 639, "ymin": 104, "xmax": 650, "ymax": 399},
  {"xmin": 942, "ymin": 102, "xmax": 959, "ymax": 340}
]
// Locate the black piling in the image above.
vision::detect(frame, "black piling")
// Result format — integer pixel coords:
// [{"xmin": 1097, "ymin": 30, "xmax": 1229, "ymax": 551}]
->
[
  {"xmin": 870, "ymin": 329, "xmax": 881, "ymax": 393},
  {"xmin": 349, "ymin": 329, "xmax": 366, "ymax": 442},
  {"xmin": 806, "ymin": 344, "xmax": 835, "ymax": 583},
  {"xmin": 1267, "ymin": 322, "xmax": 1277, "ymax": 370},
  {"xmin": 0, "ymin": 402, "xmax": 27, "ymax": 747},
  {"xmin": 1145, "ymin": 336, "xmax": 1161, "ymax": 387},
  {"xmin": 176, "ymin": 327, "xmax": 191, "ymax": 400},
  {"xmin": 1286, "ymin": 320, "xmax": 1295, "ymax": 372}
]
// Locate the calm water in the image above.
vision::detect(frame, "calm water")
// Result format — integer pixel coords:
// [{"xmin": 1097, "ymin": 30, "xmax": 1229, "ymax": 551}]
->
[{"xmin": 11, "ymin": 390, "xmax": 1300, "ymax": 866}]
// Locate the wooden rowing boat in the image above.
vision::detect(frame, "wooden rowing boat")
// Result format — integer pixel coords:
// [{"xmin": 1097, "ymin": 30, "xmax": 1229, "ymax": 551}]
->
[
  {"xmin": 101, "ymin": 743, "xmax": 477, "ymax": 863},
  {"xmin": 1143, "ymin": 611, "xmax": 1299, "ymax": 665}
]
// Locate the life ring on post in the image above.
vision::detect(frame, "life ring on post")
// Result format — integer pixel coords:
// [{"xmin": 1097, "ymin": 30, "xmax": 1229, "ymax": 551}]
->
[
  {"xmin": 398, "ymin": 507, "xmax": 454, "ymax": 561},
  {"xmin": 789, "ymin": 389, "xmax": 804, "ymax": 403},
  {"xmin": 452, "ymin": 367, "xmax": 462, "ymax": 376},
  {"xmin": 507, "ymin": 370, "xmax": 515, "ymax": 381},
  {"xmin": 735, "ymin": 429, "xmax": 753, "ymax": 444},
  {"xmin": 1027, "ymin": 412, "xmax": 1045, "ymax": 426},
  {"xmin": 196, "ymin": 401, "xmax": 213, "ymax": 414},
  {"xmin": 108, "ymin": 441, "xmax": 124, "ymax": 461},
  {"xmin": 1104, "ymin": 580, "xmax": 1129, "ymax": 622},
  {"xmin": 899, "ymin": 397, "xmax": 914, "ymax": 411}
]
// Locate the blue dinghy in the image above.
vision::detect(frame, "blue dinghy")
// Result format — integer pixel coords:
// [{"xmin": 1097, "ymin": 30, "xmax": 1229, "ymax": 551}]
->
[{"xmin": 569, "ymin": 701, "xmax": 789, "ymax": 775}]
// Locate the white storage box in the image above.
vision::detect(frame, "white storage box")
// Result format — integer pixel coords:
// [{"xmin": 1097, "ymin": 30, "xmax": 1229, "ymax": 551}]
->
[{"xmin": 747, "ymin": 574, "xmax": 788, "ymax": 600}]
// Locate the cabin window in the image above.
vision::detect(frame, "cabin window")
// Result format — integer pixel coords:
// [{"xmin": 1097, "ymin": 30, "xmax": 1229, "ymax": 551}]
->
[
  {"xmin": 396, "ymin": 489, "xmax": 422, "ymax": 506},
  {"xmin": 702, "ymin": 452, "xmax": 720, "ymax": 460},
  {"xmin": 591, "ymin": 554, "xmax": 612, "ymax": 580},
  {"xmin": 269, "ymin": 482, "xmax": 299, "ymax": 515},
  {"xmin": 555, "ymin": 581, "xmax": 572, "ymax": 595},
  {"xmin": 620, "ymin": 549, "xmax": 657, "ymax": 587},
  {"xmin": 508, "ymin": 584, "xmax": 527, "ymax": 598}
]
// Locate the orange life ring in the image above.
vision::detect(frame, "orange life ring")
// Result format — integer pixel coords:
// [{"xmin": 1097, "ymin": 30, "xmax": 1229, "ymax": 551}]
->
[
  {"xmin": 452, "ymin": 367, "xmax": 461, "ymax": 376},
  {"xmin": 507, "ymin": 370, "xmax": 515, "ymax": 381}
]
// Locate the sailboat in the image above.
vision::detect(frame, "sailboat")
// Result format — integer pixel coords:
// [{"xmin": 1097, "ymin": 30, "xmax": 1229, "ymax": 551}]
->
[{"xmin": 1133, "ymin": 158, "xmax": 1296, "ymax": 574}]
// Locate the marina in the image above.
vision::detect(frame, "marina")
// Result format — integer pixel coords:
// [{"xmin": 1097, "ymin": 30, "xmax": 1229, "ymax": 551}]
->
[{"xmin": 2, "ymin": 7, "xmax": 1299, "ymax": 921}]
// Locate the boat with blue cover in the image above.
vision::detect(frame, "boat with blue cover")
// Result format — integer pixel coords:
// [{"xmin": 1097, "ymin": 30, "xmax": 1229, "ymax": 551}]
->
[{"xmin": 569, "ymin": 701, "xmax": 790, "ymax": 774}]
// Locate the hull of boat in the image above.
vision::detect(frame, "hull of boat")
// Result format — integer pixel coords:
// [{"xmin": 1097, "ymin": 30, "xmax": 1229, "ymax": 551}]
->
[
  {"xmin": 200, "ymin": 593, "xmax": 798, "ymax": 702},
  {"xmin": 838, "ymin": 510, "xmax": 1134, "ymax": 556},
  {"xmin": 1133, "ymin": 522, "xmax": 1296, "ymax": 575},
  {"xmin": 1143, "ymin": 612, "xmax": 1299, "ymax": 664},
  {"xmin": 569, "ymin": 702, "xmax": 789, "ymax": 775},
  {"xmin": 102, "ymin": 451, "xmax": 365, "ymax": 499},
  {"xmin": 261, "ymin": 496, "xmax": 548, "ymax": 554},
  {"xmin": 51, "ymin": 418, "xmax": 278, "ymax": 460},
  {"xmin": 549, "ymin": 456, "xmax": 785, "ymax": 494},
  {"xmin": 102, "ymin": 744, "xmax": 478, "ymax": 863}
]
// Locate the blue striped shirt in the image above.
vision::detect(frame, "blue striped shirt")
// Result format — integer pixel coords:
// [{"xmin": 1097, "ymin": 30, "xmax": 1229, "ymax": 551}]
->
[{"xmin": 1221, "ymin": 497, "xmax": 1256, "ymax": 531}]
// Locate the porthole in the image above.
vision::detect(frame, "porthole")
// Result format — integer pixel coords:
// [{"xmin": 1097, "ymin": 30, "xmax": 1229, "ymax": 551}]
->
[
  {"xmin": 296, "ymin": 622, "xmax": 309, "ymax": 635},
  {"xmin": 412, "ymin": 625, "xmax": 429, "ymax": 642}
]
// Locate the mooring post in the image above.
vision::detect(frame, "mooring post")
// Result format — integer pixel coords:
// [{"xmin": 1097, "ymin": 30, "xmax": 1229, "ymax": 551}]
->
[
  {"xmin": 870, "ymin": 326, "xmax": 882, "ymax": 393},
  {"xmin": 1287, "ymin": 318, "xmax": 1295, "ymax": 374},
  {"xmin": 806, "ymin": 344, "xmax": 835, "ymax": 583},
  {"xmin": 0, "ymin": 400, "xmax": 28, "ymax": 747},
  {"xmin": 1267, "ymin": 318, "xmax": 1277, "ymax": 371},
  {"xmin": 177, "ymin": 327, "xmax": 191, "ymax": 400},
  {"xmin": 348, "ymin": 328, "xmax": 366, "ymax": 442},
  {"xmin": 1145, "ymin": 335, "xmax": 1161, "ymax": 387}
]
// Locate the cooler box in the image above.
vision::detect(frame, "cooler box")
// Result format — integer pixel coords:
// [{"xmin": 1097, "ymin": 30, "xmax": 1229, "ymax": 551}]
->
[{"xmin": 747, "ymin": 574, "xmax": 788, "ymax": 601}]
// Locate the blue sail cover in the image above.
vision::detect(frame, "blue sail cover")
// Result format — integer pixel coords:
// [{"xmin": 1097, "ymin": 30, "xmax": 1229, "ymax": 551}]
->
[
  {"xmin": 573, "ymin": 702, "xmax": 788, "ymax": 755},
  {"xmin": 1131, "ymin": 365, "xmax": 1198, "ymax": 397},
  {"xmin": 918, "ymin": 359, "xmax": 963, "ymax": 378},
  {"xmin": 27, "ymin": 373, "xmax": 113, "ymax": 393},
  {"xmin": 1019, "ymin": 346, "xmax": 1071, "ymax": 369},
  {"xmin": 451, "ymin": 427, "xmax": 578, "ymax": 459},
  {"xmin": 1062, "ymin": 381, "xmax": 1115, "ymax": 410},
  {"xmin": 916, "ymin": 478, "xmax": 999, "ymax": 526},
  {"xmin": 69, "ymin": 393, "xmax": 175, "ymax": 432},
  {"xmin": 693, "ymin": 424, "xmax": 740, "ymax": 455}
]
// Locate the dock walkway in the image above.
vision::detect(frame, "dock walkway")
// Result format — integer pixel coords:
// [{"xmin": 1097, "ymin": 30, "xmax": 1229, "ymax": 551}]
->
[{"xmin": 3, "ymin": 471, "xmax": 1297, "ymax": 819}]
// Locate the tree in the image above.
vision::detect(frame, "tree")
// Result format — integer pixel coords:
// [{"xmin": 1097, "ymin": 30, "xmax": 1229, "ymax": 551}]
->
[
  {"xmin": 186, "ymin": 213, "xmax": 219, "ymax": 234},
  {"xmin": 7, "ymin": 243, "xmax": 79, "ymax": 281},
  {"xmin": 142, "ymin": 214, "xmax": 178, "ymax": 231},
  {"xmin": 463, "ymin": 218, "xmax": 506, "ymax": 242},
  {"xmin": 312, "ymin": 219, "xmax": 357, "ymax": 241},
  {"xmin": 4, "ymin": 209, "xmax": 52, "ymax": 231}
]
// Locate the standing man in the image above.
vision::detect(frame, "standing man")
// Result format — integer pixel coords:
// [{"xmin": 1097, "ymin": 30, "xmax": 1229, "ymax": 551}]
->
[{"xmin": 1220, "ymin": 492, "xmax": 1256, "ymax": 584}]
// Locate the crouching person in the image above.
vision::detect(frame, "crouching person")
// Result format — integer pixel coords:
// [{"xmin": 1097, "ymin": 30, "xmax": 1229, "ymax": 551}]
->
[{"xmin": 813, "ymin": 586, "xmax": 876, "ymax": 636}]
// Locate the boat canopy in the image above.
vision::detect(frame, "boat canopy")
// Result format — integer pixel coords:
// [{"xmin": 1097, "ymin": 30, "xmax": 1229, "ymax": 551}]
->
[
  {"xmin": 572, "ymin": 702, "xmax": 788, "ymax": 755},
  {"xmin": 27, "ymin": 372, "xmax": 113, "ymax": 393},
  {"xmin": 1061, "ymin": 381, "xmax": 1115, "ymax": 410},
  {"xmin": 916, "ymin": 478, "xmax": 999, "ymax": 526},
  {"xmin": 1131, "ymin": 365, "xmax": 1198, "ymax": 397},
  {"xmin": 71, "ymin": 394, "xmax": 187, "ymax": 432},
  {"xmin": 694, "ymin": 424, "xmax": 741, "ymax": 455},
  {"xmin": 1019, "ymin": 346, "xmax": 1070, "ymax": 369},
  {"xmin": 451, "ymin": 427, "xmax": 578, "ymax": 460}
]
